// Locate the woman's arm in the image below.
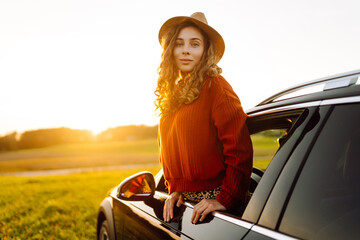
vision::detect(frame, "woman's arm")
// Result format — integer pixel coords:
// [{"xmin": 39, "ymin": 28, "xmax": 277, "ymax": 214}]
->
[{"xmin": 211, "ymin": 77, "xmax": 253, "ymax": 210}]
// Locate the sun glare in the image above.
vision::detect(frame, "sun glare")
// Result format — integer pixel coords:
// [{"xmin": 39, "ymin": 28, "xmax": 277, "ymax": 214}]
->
[{"xmin": 89, "ymin": 126, "xmax": 108, "ymax": 135}]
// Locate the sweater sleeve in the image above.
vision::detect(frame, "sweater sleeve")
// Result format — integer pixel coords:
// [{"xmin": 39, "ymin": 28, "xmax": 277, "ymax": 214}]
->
[{"xmin": 211, "ymin": 77, "xmax": 253, "ymax": 210}]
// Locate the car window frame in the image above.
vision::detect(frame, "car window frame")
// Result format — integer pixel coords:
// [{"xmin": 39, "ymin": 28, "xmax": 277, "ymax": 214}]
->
[
  {"xmin": 242, "ymin": 106, "xmax": 318, "ymax": 223},
  {"xmin": 256, "ymin": 105, "xmax": 333, "ymax": 229}
]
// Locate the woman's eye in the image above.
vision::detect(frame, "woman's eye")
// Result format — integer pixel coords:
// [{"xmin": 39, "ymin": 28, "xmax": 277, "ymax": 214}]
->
[
  {"xmin": 192, "ymin": 42, "xmax": 200, "ymax": 47},
  {"xmin": 175, "ymin": 42, "xmax": 183, "ymax": 47}
]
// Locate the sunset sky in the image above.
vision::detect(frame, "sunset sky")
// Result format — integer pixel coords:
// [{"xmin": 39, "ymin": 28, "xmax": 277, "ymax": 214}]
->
[{"xmin": 1, "ymin": 0, "xmax": 360, "ymax": 135}]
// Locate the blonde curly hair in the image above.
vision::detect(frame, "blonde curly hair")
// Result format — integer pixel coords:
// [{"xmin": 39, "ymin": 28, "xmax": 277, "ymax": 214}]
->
[{"xmin": 155, "ymin": 21, "xmax": 222, "ymax": 117}]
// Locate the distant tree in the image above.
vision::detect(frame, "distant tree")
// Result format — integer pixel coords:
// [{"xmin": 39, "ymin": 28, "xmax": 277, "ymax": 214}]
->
[
  {"xmin": 0, "ymin": 132, "xmax": 18, "ymax": 151},
  {"xmin": 18, "ymin": 127, "xmax": 93, "ymax": 149},
  {"xmin": 0, "ymin": 125, "xmax": 158, "ymax": 151},
  {"xmin": 97, "ymin": 125, "xmax": 158, "ymax": 142}
]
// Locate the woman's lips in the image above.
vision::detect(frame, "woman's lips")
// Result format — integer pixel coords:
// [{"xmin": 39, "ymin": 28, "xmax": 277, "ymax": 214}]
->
[{"xmin": 180, "ymin": 59, "xmax": 192, "ymax": 64}]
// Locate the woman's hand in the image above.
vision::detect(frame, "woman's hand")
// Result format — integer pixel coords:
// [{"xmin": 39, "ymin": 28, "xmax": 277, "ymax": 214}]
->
[
  {"xmin": 191, "ymin": 199, "xmax": 226, "ymax": 224},
  {"xmin": 163, "ymin": 191, "xmax": 184, "ymax": 222}
]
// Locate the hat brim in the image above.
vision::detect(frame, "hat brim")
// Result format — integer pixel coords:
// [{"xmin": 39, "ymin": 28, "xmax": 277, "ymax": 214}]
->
[{"xmin": 158, "ymin": 16, "xmax": 225, "ymax": 63}]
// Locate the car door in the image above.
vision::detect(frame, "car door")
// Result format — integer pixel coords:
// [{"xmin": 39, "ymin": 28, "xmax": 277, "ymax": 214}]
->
[{"xmin": 112, "ymin": 196, "xmax": 184, "ymax": 240}]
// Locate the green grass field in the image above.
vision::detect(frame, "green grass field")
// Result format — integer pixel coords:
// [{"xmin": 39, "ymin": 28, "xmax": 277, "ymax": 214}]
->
[
  {"xmin": 0, "ymin": 136, "xmax": 279, "ymax": 239},
  {"xmin": 0, "ymin": 167, "xmax": 161, "ymax": 239}
]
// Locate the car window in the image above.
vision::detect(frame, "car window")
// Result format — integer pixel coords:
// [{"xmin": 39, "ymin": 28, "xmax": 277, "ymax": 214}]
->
[
  {"xmin": 279, "ymin": 103, "xmax": 360, "ymax": 239},
  {"xmin": 251, "ymin": 129, "xmax": 287, "ymax": 170}
]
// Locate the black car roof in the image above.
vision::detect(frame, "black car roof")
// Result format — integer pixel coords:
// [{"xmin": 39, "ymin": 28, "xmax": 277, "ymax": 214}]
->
[{"xmin": 247, "ymin": 69, "xmax": 360, "ymax": 115}]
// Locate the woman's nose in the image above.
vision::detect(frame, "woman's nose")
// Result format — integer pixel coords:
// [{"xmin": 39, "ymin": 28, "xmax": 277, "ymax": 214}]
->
[{"xmin": 182, "ymin": 44, "xmax": 190, "ymax": 55}]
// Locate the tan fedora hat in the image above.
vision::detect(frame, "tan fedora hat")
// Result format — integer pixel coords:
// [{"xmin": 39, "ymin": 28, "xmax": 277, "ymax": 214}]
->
[{"xmin": 158, "ymin": 12, "xmax": 225, "ymax": 63}]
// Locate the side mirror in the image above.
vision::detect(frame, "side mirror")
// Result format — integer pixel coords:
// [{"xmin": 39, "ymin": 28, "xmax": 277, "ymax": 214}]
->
[{"xmin": 117, "ymin": 171, "xmax": 155, "ymax": 201}]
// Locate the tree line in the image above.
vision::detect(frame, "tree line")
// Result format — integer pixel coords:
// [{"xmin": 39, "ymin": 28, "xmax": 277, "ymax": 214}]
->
[{"xmin": 0, "ymin": 125, "xmax": 158, "ymax": 152}]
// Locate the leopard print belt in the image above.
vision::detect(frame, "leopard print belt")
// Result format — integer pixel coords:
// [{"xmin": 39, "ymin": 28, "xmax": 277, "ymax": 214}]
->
[{"xmin": 182, "ymin": 187, "xmax": 221, "ymax": 203}]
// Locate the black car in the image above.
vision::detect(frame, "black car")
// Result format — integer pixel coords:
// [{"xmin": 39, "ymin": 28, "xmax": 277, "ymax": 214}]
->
[{"xmin": 97, "ymin": 69, "xmax": 360, "ymax": 240}]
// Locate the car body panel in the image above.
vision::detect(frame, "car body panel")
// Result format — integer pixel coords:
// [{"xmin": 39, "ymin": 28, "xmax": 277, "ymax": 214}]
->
[
  {"xmin": 243, "ymin": 225, "xmax": 298, "ymax": 240},
  {"xmin": 112, "ymin": 188, "xmax": 183, "ymax": 240},
  {"xmin": 97, "ymin": 196, "xmax": 116, "ymax": 240}
]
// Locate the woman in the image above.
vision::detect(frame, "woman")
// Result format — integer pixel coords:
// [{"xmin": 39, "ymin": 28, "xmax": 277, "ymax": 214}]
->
[{"xmin": 155, "ymin": 12, "xmax": 253, "ymax": 224}]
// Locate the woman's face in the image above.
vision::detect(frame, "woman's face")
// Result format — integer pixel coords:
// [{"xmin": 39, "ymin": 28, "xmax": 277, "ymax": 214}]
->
[{"xmin": 173, "ymin": 26, "xmax": 205, "ymax": 74}]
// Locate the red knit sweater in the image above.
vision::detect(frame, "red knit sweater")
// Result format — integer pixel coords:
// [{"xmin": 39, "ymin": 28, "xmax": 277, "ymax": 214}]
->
[{"xmin": 159, "ymin": 75, "xmax": 253, "ymax": 210}]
